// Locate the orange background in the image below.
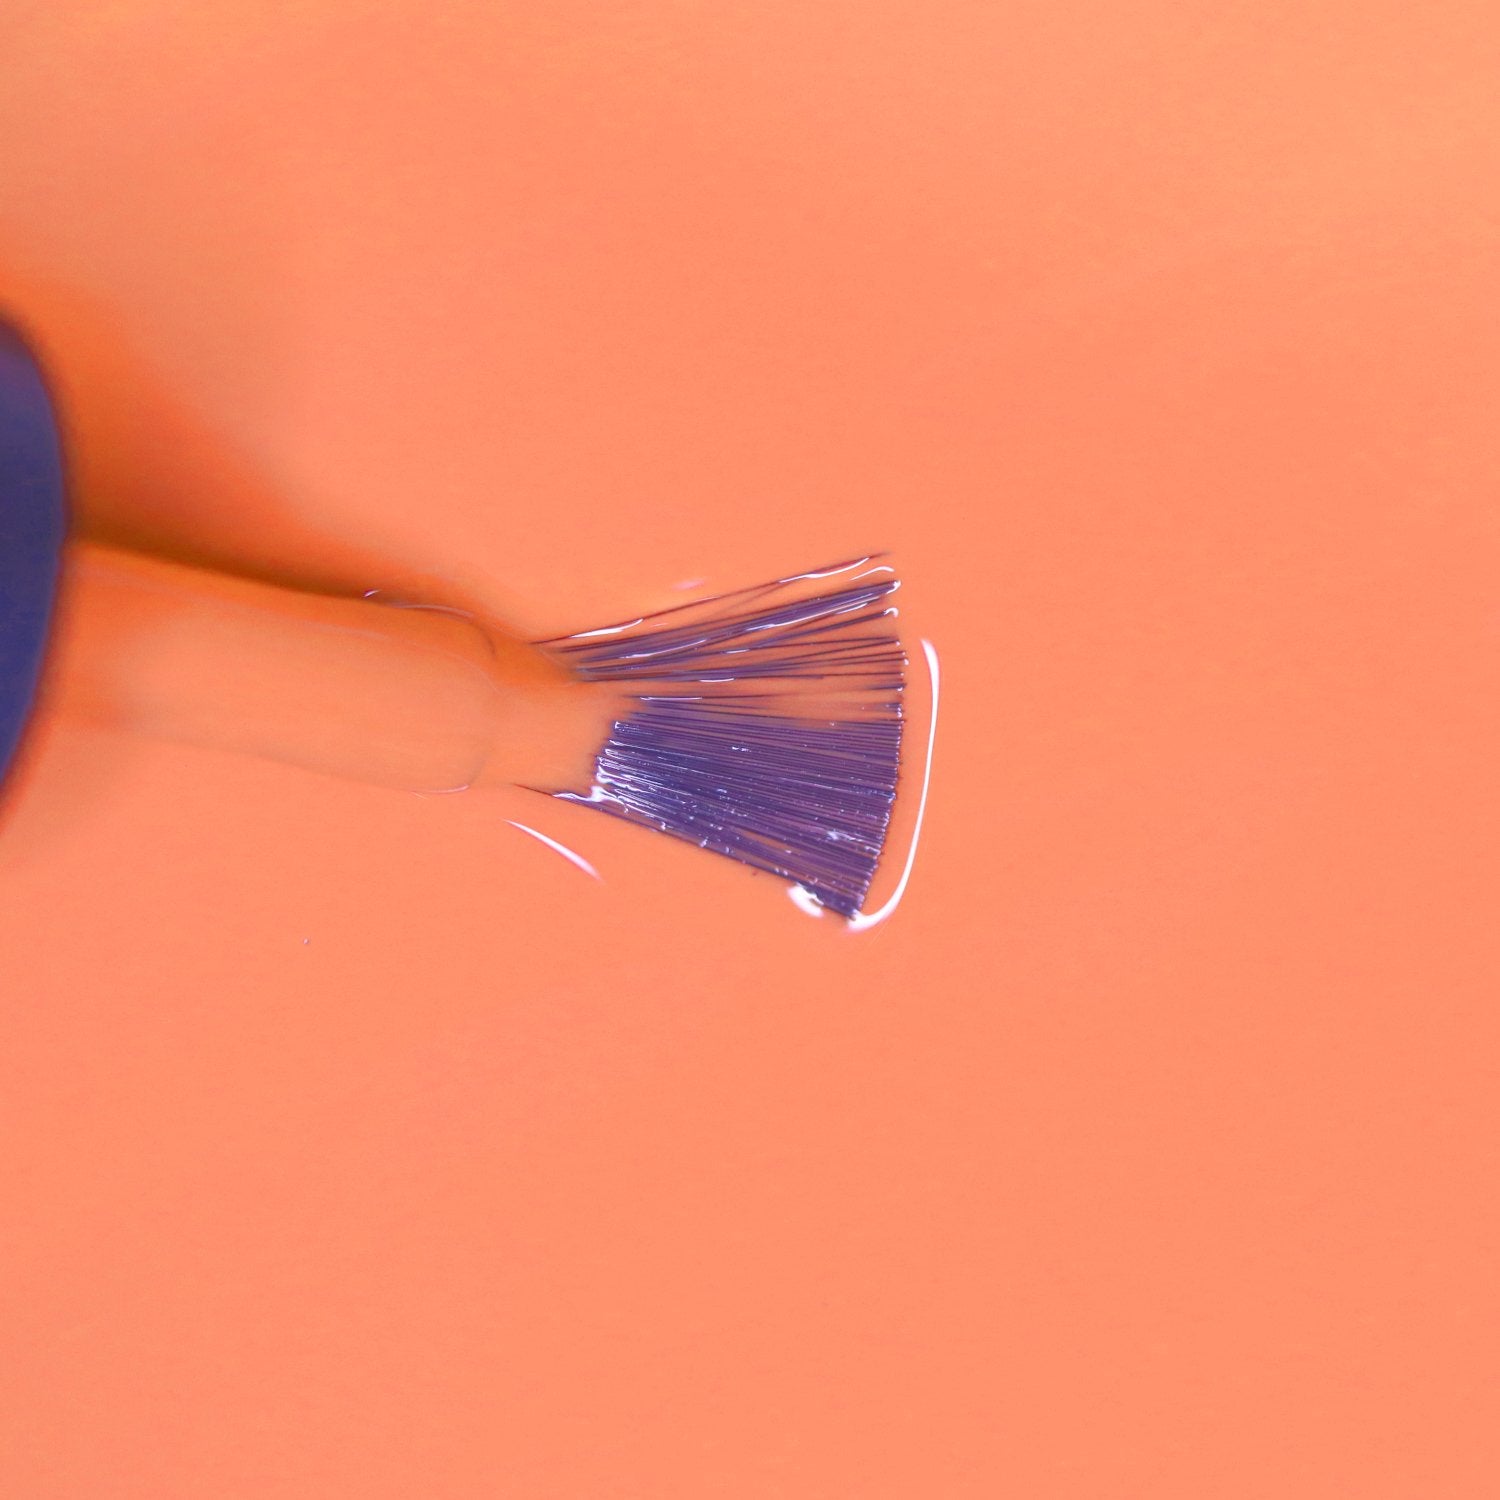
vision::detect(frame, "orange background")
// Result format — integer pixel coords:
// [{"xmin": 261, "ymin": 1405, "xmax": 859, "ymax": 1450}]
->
[{"xmin": 2, "ymin": 2, "xmax": 1498, "ymax": 1494}]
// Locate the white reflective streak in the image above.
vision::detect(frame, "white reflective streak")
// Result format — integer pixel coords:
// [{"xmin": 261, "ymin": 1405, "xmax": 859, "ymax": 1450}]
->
[
  {"xmin": 567, "ymin": 617, "xmax": 645, "ymax": 639},
  {"xmin": 777, "ymin": 556, "xmax": 873, "ymax": 584},
  {"xmin": 506, "ymin": 820, "xmax": 602, "ymax": 880},
  {"xmin": 847, "ymin": 637, "xmax": 940, "ymax": 933},
  {"xmin": 787, "ymin": 884, "xmax": 827, "ymax": 918}
]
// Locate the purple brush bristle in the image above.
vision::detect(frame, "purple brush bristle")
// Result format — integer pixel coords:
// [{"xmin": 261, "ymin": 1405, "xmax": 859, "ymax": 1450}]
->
[{"xmin": 536, "ymin": 557, "xmax": 907, "ymax": 917}]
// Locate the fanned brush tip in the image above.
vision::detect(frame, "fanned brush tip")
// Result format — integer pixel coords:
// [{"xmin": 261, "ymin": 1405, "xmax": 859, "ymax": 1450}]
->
[{"xmin": 536, "ymin": 557, "xmax": 907, "ymax": 918}]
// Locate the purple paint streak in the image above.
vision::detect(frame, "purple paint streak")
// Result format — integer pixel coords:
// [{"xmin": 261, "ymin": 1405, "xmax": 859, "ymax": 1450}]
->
[{"xmin": 539, "ymin": 559, "xmax": 907, "ymax": 917}]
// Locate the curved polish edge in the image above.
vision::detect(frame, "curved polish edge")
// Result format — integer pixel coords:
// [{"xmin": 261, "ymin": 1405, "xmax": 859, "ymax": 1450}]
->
[{"xmin": 843, "ymin": 636, "xmax": 940, "ymax": 933}]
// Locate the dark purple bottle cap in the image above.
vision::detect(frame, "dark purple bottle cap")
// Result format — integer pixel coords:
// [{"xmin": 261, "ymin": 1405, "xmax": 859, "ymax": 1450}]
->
[{"xmin": 0, "ymin": 320, "xmax": 67, "ymax": 793}]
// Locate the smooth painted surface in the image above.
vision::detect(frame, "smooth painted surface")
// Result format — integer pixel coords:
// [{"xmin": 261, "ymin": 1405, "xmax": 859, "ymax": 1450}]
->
[{"xmin": 2, "ymin": 4, "xmax": 1498, "ymax": 1496}]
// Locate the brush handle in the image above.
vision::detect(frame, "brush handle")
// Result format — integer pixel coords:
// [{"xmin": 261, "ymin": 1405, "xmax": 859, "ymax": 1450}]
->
[{"xmin": 46, "ymin": 544, "xmax": 608, "ymax": 793}]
